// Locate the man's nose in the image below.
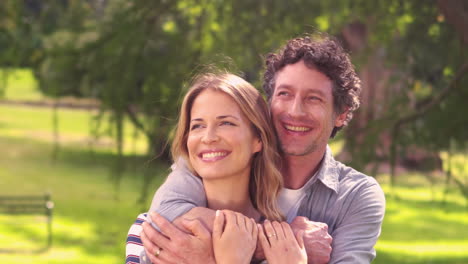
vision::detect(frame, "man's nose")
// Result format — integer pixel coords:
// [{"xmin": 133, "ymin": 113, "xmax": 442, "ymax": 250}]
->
[
  {"xmin": 288, "ymin": 97, "xmax": 306, "ymax": 117},
  {"xmin": 201, "ymin": 127, "xmax": 219, "ymax": 144}
]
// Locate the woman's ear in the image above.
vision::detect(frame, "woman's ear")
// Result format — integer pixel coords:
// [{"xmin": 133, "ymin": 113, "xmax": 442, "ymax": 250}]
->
[{"xmin": 253, "ymin": 137, "xmax": 263, "ymax": 154}]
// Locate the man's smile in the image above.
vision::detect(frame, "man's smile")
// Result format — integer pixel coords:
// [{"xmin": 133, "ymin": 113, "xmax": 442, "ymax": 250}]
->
[{"xmin": 284, "ymin": 124, "xmax": 312, "ymax": 132}]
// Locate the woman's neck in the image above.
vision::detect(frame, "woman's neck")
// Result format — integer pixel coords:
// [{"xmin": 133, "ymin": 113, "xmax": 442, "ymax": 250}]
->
[{"xmin": 202, "ymin": 175, "xmax": 260, "ymax": 220}]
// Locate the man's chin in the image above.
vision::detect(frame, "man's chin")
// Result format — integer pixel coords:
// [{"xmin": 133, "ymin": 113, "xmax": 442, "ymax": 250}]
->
[{"xmin": 280, "ymin": 144, "xmax": 317, "ymax": 157}]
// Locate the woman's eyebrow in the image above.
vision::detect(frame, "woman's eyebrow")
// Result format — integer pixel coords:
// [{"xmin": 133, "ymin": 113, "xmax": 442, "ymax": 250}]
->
[
  {"xmin": 190, "ymin": 115, "xmax": 239, "ymax": 122},
  {"xmin": 217, "ymin": 115, "xmax": 239, "ymax": 120}
]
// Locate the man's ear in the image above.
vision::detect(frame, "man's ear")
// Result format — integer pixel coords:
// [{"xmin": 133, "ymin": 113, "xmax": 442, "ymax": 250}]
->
[{"xmin": 334, "ymin": 109, "xmax": 348, "ymax": 128}]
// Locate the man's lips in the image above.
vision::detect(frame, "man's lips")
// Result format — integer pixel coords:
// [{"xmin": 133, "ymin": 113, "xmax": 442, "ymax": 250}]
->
[
  {"xmin": 280, "ymin": 119, "xmax": 313, "ymax": 133},
  {"xmin": 284, "ymin": 124, "xmax": 312, "ymax": 132},
  {"xmin": 198, "ymin": 150, "xmax": 231, "ymax": 161}
]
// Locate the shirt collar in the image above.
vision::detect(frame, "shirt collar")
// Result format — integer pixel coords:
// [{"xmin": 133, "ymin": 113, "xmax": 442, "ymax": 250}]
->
[{"xmin": 303, "ymin": 145, "xmax": 339, "ymax": 193}]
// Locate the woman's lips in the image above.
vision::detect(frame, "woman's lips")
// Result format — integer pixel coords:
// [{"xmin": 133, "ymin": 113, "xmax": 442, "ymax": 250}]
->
[{"xmin": 198, "ymin": 150, "xmax": 231, "ymax": 162}]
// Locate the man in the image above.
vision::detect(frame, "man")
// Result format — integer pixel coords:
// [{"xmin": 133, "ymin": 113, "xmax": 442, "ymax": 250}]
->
[{"xmin": 126, "ymin": 35, "xmax": 385, "ymax": 264}]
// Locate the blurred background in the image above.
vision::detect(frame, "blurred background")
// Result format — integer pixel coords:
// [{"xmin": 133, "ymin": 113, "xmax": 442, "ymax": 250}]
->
[{"xmin": 0, "ymin": 0, "xmax": 467, "ymax": 263}]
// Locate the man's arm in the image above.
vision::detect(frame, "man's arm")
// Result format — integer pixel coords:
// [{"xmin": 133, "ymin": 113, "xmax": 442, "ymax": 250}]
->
[
  {"xmin": 141, "ymin": 212, "xmax": 216, "ymax": 264},
  {"xmin": 137, "ymin": 159, "xmax": 210, "ymax": 264},
  {"xmin": 149, "ymin": 159, "xmax": 207, "ymax": 223},
  {"xmin": 329, "ymin": 179, "xmax": 386, "ymax": 263}
]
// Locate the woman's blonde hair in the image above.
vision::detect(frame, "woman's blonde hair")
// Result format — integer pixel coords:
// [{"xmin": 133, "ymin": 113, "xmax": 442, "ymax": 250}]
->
[{"xmin": 171, "ymin": 72, "xmax": 284, "ymax": 221}]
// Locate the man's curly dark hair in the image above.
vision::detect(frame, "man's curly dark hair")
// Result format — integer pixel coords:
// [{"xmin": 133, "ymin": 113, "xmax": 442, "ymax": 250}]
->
[{"xmin": 263, "ymin": 35, "xmax": 361, "ymax": 138}]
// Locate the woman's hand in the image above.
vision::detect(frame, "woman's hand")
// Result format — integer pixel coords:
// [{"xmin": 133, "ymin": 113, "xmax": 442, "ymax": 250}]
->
[
  {"xmin": 212, "ymin": 210, "xmax": 258, "ymax": 264},
  {"xmin": 258, "ymin": 220, "xmax": 307, "ymax": 264}
]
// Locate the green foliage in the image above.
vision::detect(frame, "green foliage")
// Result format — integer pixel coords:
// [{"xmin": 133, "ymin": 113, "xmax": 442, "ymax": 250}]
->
[{"xmin": 2, "ymin": 0, "xmax": 467, "ymax": 188}]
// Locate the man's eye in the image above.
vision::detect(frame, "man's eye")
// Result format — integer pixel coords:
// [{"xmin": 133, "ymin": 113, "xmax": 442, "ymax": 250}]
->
[
  {"xmin": 308, "ymin": 96, "xmax": 321, "ymax": 102},
  {"xmin": 278, "ymin": 91, "xmax": 289, "ymax": 96}
]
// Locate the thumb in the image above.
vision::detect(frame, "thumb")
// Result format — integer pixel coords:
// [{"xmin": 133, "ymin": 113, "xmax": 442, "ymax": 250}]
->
[
  {"xmin": 212, "ymin": 210, "xmax": 225, "ymax": 240},
  {"xmin": 295, "ymin": 229, "xmax": 305, "ymax": 249},
  {"xmin": 181, "ymin": 218, "xmax": 210, "ymax": 241}
]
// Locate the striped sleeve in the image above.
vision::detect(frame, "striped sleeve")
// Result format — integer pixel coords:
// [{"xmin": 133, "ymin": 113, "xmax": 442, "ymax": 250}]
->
[{"xmin": 125, "ymin": 213, "xmax": 147, "ymax": 264}]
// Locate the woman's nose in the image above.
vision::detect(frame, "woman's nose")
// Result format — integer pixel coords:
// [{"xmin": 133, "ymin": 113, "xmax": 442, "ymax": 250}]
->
[{"xmin": 201, "ymin": 127, "xmax": 219, "ymax": 144}]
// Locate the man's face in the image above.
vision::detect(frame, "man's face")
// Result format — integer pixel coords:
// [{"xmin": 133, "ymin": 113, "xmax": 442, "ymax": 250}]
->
[{"xmin": 270, "ymin": 60, "xmax": 346, "ymax": 156}]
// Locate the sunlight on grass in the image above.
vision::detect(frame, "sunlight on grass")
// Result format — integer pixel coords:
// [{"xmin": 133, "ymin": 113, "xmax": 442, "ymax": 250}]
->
[
  {"xmin": 0, "ymin": 216, "xmax": 49, "ymax": 249},
  {"xmin": 0, "ymin": 68, "xmax": 42, "ymax": 101},
  {"xmin": 377, "ymin": 241, "xmax": 468, "ymax": 256},
  {"xmin": 0, "ymin": 137, "xmax": 166, "ymax": 264},
  {"xmin": 373, "ymin": 170, "xmax": 468, "ymax": 263},
  {"xmin": 0, "ymin": 104, "xmax": 148, "ymax": 155},
  {"xmin": 0, "ymin": 213, "xmax": 120, "ymax": 263}
]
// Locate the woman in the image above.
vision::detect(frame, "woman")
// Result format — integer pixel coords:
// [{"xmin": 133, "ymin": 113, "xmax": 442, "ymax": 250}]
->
[{"xmin": 126, "ymin": 72, "xmax": 307, "ymax": 264}]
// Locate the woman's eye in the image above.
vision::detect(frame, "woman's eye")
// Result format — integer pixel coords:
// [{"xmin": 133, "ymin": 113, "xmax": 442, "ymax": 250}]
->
[
  {"xmin": 220, "ymin": 121, "xmax": 236, "ymax": 126},
  {"xmin": 190, "ymin": 124, "xmax": 202, "ymax": 130}
]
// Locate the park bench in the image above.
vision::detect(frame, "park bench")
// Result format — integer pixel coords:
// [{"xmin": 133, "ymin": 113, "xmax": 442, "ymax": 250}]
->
[{"xmin": 0, "ymin": 193, "xmax": 54, "ymax": 253}]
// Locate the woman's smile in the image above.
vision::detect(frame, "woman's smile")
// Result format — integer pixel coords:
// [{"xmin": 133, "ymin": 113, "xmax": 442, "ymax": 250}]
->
[
  {"xmin": 187, "ymin": 89, "xmax": 261, "ymax": 181},
  {"xmin": 199, "ymin": 150, "xmax": 231, "ymax": 162}
]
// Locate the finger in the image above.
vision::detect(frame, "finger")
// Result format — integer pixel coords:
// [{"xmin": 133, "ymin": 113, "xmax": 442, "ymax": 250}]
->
[
  {"xmin": 291, "ymin": 216, "xmax": 309, "ymax": 229},
  {"xmin": 212, "ymin": 210, "xmax": 225, "ymax": 240},
  {"xmin": 141, "ymin": 231, "xmax": 155, "ymax": 263},
  {"xmin": 235, "ymin": 212, "xmax": 247, "ymax": 229},
  {"xmin": 295, "ymin": 229, "xmax": 305, "ymax": 249},
  {"xmin": 246, "ymin": 217, "xmax": 255, "ymax": 235},
  {"xmin": 182, "ymin": 217, "xmax": 211, "ymax": 241},
  {"xmin": 142, "ymin": 222, "xmax": 170, "ymax": 250},
  {"xmin": 153, "ymin": 248, "xmax": 181, "ymax": 264},
  {"xmin": 151, "ymin": 247, "xmax": 163, "ymax": 264},
  {"xmin": 252, "ymin": 218, "xmax": 258, "ymax": 239},
  {"xmin": 224, "ymin": 210, "xmax": 238, "ymax": 228},
  {"xmin": 271, "ymin": 221, "xmax": 284, "ymax": 240},
  {"xmin": 281, "ymin": 222, "xmax": 295, "ymax": 240},
  {"xmin": 150, "ymin": 212, "xmax": 184, "ymax": 239},
  {"xmin": 263, "ymin": 220, "xmax": 277, "ymax": 242},
  {"xmin": 257, "ymin": 224, "xmax": 271, "ymax": 249},
  {"xmin": 293, "ymin": 227, "xmax": 300, "ymax": 239},
  {"xmin": 141, "ymin": 229, "xmax": 163, "ymax": 264}
]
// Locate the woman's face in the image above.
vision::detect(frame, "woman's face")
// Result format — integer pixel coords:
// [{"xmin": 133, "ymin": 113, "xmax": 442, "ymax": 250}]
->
[{"xmin": 187, "ymin": 89, "xmax": 262, "ymax": 181}]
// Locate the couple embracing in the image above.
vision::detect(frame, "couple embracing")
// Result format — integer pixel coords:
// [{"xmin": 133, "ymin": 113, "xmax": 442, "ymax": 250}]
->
[{"xmin": 126, "ymin": 34, "xmax": 385, "ymax": 264}]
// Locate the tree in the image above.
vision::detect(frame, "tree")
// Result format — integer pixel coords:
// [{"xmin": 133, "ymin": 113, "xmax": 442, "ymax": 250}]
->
[{"xmin": 4, "ymin": 0, "xmax": 467, "ymax": 201}]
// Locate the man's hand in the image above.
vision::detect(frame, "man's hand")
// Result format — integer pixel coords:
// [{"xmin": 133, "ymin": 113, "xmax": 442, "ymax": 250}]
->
[
  {"xmin": 141, "ymin": 212, "xmax": 216, "ymax": 264},
  {"xmin": 290, "ymin": 216, "xmax": 333, "ymax": 264},
  {"xmin": 212, "ymin": 210, "xmax": 258, "ymax": 264}
]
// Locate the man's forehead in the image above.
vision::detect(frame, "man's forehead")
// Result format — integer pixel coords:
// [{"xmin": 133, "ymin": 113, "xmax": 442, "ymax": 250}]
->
[{"xmin": 273, "ymin": 64, "xmax": 333, "ymax": 91}]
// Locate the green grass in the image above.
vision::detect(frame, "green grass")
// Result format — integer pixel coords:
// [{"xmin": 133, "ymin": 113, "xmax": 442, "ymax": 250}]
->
[
  {"xmin": 1, "ymin": 92, "xmax": 467, "ymax": 263},
  {"xmin": 0, "ymin": 104, "xmax": 148, "ymax": 155},
  {"xmin": 374, "ymin": 173, "xmax": 467, "ymax": 264},
  {"xmin": 1, "ymin": 135, "xmax": 466, "ymax": 264},
  {"xmin": 0, "ymin": 68, "xmax": 42, "ymax": 101},
  {"xmin": 0, "ymin": 137, "xmax": 167, "ymax": 264}
]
